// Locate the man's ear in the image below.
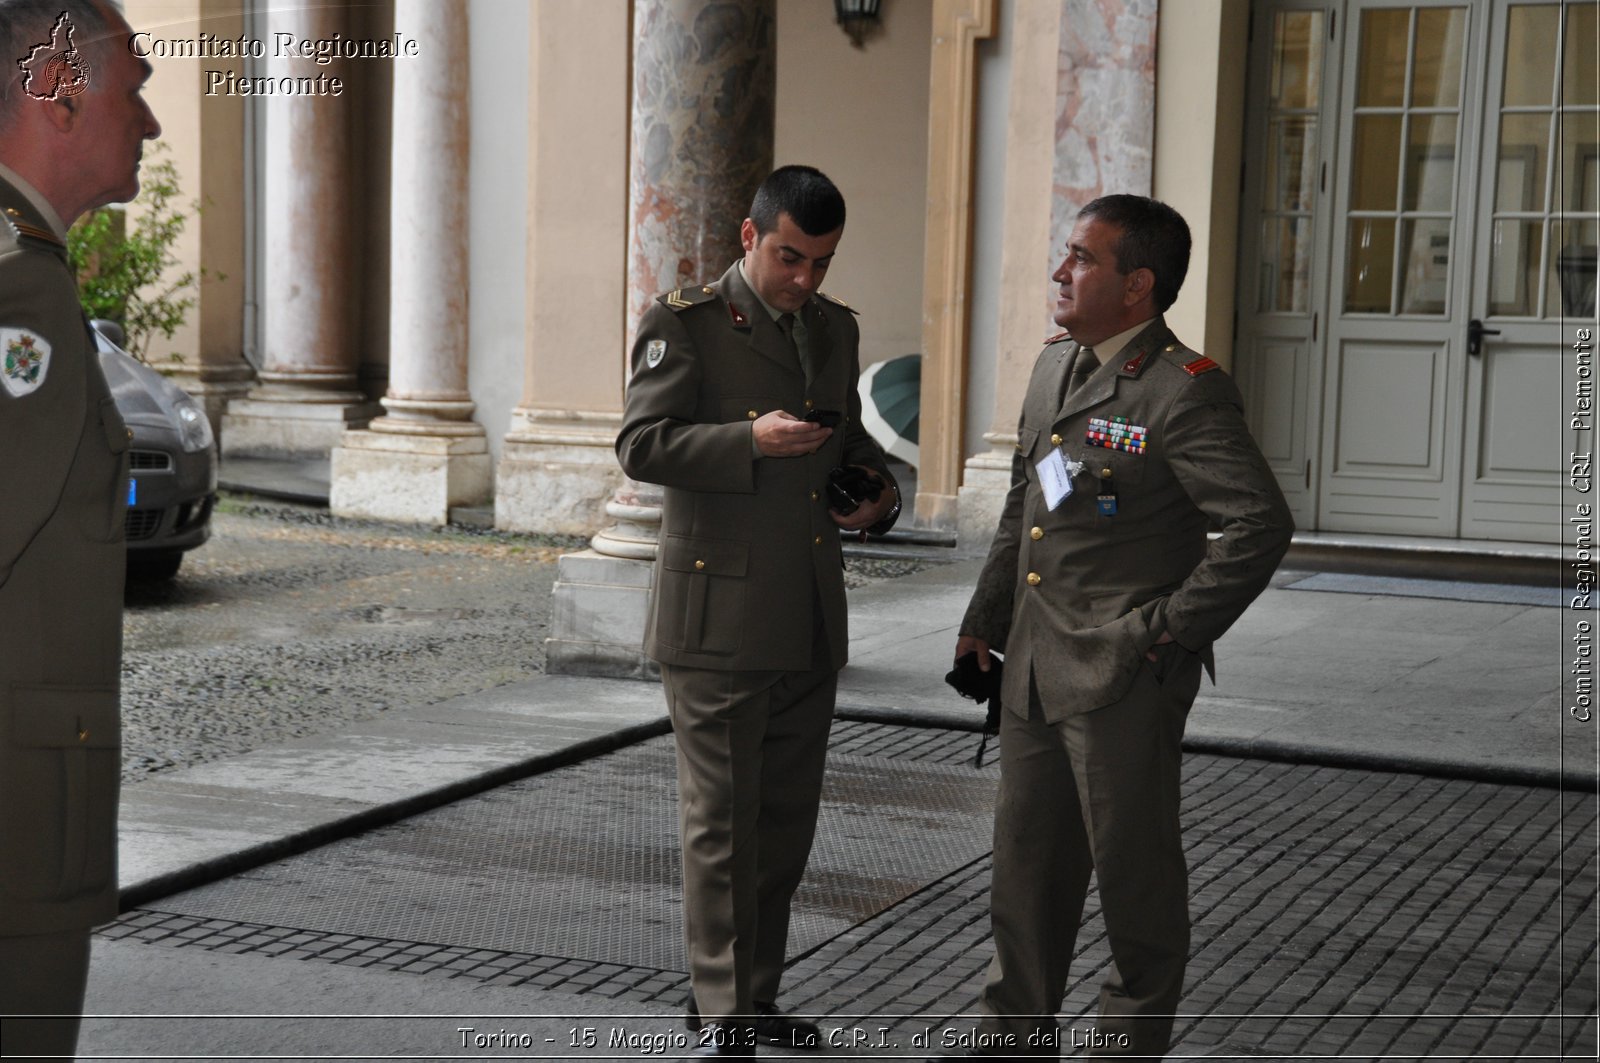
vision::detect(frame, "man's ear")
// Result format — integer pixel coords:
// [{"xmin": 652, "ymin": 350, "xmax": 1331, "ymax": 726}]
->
[
  {"xmin": 1124, "ymin": 267, "xmax": 1155, "ymax": 306},
  {"xmin": 40, "ymin": 94, "xmax": 78, "ymax": 133},
  {"xmin": 740, "ymin": 217, "xmax": 758, "ymax": 254}
]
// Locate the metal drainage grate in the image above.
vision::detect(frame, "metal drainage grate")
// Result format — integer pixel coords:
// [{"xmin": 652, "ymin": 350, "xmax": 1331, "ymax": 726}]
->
[{"xmin": 146, "ymin": 727, "xmax": 997, "ymax": 973}]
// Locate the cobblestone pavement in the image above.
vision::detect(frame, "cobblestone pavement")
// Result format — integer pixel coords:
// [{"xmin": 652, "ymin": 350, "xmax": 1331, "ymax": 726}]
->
[
  {"xmin": 119, "ymin": 499, "xmax": 936, "ymax": 781},
  {"xmin": 103, "ymin": 724, "xmax": 1598, "ymax": 1059}
]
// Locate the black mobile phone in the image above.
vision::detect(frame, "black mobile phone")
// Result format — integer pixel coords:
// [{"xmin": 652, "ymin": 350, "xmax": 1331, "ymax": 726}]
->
[{"xmin": 803, "ymin": 409, "xmax": 842, "ymax": 428}]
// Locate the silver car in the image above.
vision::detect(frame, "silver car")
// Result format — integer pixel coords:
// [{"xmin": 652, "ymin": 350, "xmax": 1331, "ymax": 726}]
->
[{"xmin": 93, "ymin": 321, "xmax": 217, "ymax": 580}]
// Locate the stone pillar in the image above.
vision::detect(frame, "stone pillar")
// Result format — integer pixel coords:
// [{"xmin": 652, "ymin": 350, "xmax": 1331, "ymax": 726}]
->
[
  {"xmin": 955, "ymin": 0, "xmax": 1156, "ymax": 552},
  {"xmin": 916, "ymin": 0, "xmax": 996, "ymax": 532},
  {"xmin": 546, "ymin": 0, "xmax": 776, "ymax": 678},
  {"xmin": 329, "ymin": 0, "xmax": 489, "ymax": 525},
  {"xmin": 222, "ymin": 0, "xmax": 381, "ymax": 458},
  {"xmin": 495, "ymin": 0, "xmax": 631, "ymax": 536}
]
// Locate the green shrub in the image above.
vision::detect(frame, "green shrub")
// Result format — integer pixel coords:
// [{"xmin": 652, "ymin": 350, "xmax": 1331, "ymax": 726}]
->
[{"xmin": 67, "ymin": 142, "xmax": 206, "ymax": 363}]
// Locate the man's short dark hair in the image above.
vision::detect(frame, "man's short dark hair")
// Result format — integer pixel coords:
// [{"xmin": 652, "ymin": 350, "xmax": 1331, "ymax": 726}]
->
[
  {"xmin": 1077, "ymin": 194, "xmax": 1192, "ymax": 313},
  {"xmin": 749, "ymin": 165, "xmax": 846, "ymax": 238},
  {"xmin": 0, "ymin": 0, "xmax": 116, "ymax": 128}
]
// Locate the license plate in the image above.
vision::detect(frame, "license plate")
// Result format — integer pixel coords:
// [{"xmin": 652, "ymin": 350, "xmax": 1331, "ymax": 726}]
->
[{"xmin": 127, "ymin": 478, "xmax": 137, "ymax": 506}]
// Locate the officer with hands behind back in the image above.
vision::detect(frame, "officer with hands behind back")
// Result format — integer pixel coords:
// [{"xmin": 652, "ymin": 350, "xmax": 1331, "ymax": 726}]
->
[
  {"xmin": 936, "ymin": 195, "xmax": 1293, "ymax": 1060},
  {"xmin": 0, "ymin": 0, "xmax": 162, "ymax": 1058},
  {"xmin": 617, "ymin": 165, "xmax": 899, "ymax": 1058}
]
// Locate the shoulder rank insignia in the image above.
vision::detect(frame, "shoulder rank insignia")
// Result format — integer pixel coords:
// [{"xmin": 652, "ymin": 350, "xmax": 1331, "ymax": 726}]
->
[
  {"xmin": 816, "ymin": 291, "xmax": 858, "ymax": 315},
  {"xmin": 659, "ymin": 285, "xmax": 717, "ymax": 312},
  {"xmin": 1043, "ymin": 331, "xmax": 1070, "ymax": 345},
  {"xmin": 3, "ymin": 205, "xmax": 62, "ymax": 247},
  {"xmin": 1, "ymin": 327, "xmax": 52, "ymax": 397},
  {"xmin": 1182, "ymin": 356, "xmax": 1221, "ymax": 377}
]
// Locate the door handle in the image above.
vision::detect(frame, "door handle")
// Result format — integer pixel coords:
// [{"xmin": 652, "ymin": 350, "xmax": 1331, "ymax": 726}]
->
[{"xmin": 1467, "ymin": 318, "xmax": 1501, "ymax": 356}]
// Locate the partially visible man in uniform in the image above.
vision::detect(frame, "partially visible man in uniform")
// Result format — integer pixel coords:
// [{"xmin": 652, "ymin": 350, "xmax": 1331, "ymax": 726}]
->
[
  {"xmin": 617, "ymin": 165, "xmax": 899, "ymax": 1058},
  {"xmin": 0, "ymin": 0, "xmax": 160, "ymax": 1057},
  {"xmin": 941, "ymin": 195, "xmax": 1293, "ymax": 1060}
]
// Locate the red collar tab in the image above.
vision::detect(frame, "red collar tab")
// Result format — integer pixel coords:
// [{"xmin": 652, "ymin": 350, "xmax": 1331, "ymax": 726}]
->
[
  {"xmin": 1043, "ymin": 331, "xmax": 1070, "ymax": 345},
  {"xmin": 1121, "ymin": 350, "xmax": 1150, "ymax": 374},
  {"xmin": 728, "ymin": 303, "xmax": 750, "ymax": 328},
  {"xmin": 1182, "ymin": 356, "xmax": 1220, "ymax": 376}
]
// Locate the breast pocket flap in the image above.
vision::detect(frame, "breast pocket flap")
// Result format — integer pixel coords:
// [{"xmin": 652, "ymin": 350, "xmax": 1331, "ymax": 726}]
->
[{"xmin": 662, "ymin": 535, "xmax": 749, "ymax": 578}]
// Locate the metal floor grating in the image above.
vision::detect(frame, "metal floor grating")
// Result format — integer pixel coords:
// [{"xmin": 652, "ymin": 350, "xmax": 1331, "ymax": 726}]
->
[
  {"xmin": 111, "ymin": 723, "xmax": 1598, "ymax": 1059},
  {"xmin": 143, "ymin": 721, "xmax": 997, "ymax": 973}
]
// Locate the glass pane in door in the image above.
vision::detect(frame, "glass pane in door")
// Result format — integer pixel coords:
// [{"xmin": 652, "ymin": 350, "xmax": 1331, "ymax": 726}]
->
[
  {"xmin": 1343, "ymin": 7, "xmax": 1466, "ymax": 315},
  {"xmin": 1502, "ymin": 5, "xmax": 1560, "ymax": 106},
  {"xmin": 1488, "ymin": 1, "xmax": 1597, "ymax": 321},
  {"xmin": 1563, "ymin": 2, "xmax": 1598, "ymax": 106},
  {"xmin": 1254, "ymin": 9, "xmax": 1325, "ymax": 316}
]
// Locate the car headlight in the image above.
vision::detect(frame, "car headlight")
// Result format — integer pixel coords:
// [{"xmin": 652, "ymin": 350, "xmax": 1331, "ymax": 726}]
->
[{"xmin": 174, "ymin": 399, "xmax": 214, "ymax": 453}]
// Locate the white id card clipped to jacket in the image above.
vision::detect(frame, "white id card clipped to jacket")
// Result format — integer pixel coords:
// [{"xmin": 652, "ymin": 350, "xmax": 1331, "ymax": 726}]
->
[{"xmin": 1037, "ymin": 450, "xmax": 1073, "ymax": 510}]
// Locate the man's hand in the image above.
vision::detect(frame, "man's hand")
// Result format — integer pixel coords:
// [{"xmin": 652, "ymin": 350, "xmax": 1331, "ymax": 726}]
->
[
  {"xmin": 955, "ymin": 635, "xmax": 993, "ymax": 670},
  {"xmin": 1145, "ymin": 631, "xmax": 1175, "ymax": 662},
  {"xmin": 830, "ymin": 466, "xmax": 894, "ymax": 531},
  {"xmin": 754, "ymin": 410, "xmax": 831, "ymax": 457}
]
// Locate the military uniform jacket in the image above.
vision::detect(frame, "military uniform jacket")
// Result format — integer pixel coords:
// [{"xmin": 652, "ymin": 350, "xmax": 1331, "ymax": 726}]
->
[
  {"xmin": 961, "ymin": 319, "xmax": 1292, "ymax": 721},
  {"xmin": 0, "ymin": 174, "xmax": 127, "ymax": 935},
  {"xmin": 617, "ymin": 261, "xmax": 896, "ymax": 672}
]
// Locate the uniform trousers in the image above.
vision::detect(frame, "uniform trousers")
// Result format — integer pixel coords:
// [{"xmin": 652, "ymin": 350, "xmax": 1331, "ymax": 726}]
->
[
  {"xmin": 977, "ymin": 645, "xmax": 1204, "ymax": 1058},
  {"xmin": 660, "ymin": 658, "xmax": 837, "ymax": 1022},
  {"xmin": 0, "ymin": 926, "xmax": 92, "ymax": 1062}
]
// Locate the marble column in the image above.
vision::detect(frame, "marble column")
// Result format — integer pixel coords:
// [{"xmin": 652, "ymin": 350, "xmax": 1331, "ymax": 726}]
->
[
  {"xmin": 329, "ymin": 0, "xmax": 488, "ymax": 525},
  {"xmin": 1049, "ymin": 0, "xmax": 1157, "ymax": 266},
  {"xmin": 221, "ymin": 0, "xmax": 381, "ymax": 458},
  {"xmin": 546, "ymin": 0, "xmax": 776, "ymax": 679},
  {"xmin": 495, "ymin": 0, "xmax": 631, "ymax": 537},
  {"xmin": 955, "ymin": 0, "xmax": 1157, "ymax": 552}
]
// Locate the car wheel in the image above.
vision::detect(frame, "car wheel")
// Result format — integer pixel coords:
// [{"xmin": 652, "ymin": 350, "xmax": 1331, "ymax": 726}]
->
[{"xmin": 128, "ymin": 550, "xmax": 184, "ymax": 582}]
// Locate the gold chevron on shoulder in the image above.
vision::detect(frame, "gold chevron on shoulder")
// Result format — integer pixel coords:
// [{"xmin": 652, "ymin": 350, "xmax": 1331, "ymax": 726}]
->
[{"xmin": 658, "ymin": 285, "xmax": 717, "ymax": 312}]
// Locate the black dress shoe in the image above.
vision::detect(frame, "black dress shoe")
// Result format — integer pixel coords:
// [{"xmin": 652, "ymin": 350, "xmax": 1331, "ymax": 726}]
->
[{"xmin": 686, "ymin": 998, "xmax": 822, "ymax": 1050}]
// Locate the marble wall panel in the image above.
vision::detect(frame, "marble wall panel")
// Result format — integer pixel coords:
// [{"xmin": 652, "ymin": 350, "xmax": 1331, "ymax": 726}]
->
[
  {"xmin": 1050, "ymin": 0, "xmax": 1157, "ymax": 295},
  {"xmin": 627, "ymin": 0, "xmax": 776, "ymax": 339}
]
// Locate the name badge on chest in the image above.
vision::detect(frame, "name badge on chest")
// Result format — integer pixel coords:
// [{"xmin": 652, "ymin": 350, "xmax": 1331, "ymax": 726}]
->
[{"xmin": 1036, "ymin": 449, "xmax": 1085, "ymax": 511}]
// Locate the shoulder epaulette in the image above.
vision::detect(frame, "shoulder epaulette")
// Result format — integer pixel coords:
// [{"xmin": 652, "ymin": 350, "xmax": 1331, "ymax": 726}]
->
[
  {"xmin": 1181, "ymin": 355, "xmax": 1220, "ymax": 377},
  {"xmin": 1043, "ymin": 331, "xmax": 1071, "ymax": 345},
  {"xmin": 816, "ymin": 291, "xmax": 858, "ymax": 315},
  {"xmin": 2, "ymin": 205, "xmax": 62, "ymax": 248},
  {"xmin": 659, "ymin": 286, "xmax": 718, "ymax": 312}
]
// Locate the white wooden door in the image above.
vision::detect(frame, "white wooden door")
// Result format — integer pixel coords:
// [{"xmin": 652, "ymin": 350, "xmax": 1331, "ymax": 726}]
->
[
  {"xmin": 1321, "ymin": 1, "xmax": 1484, "ymax": 537},
  {"xmin": 1459, "ymin": 0, "xmax": 1596, "ymax": 541}
]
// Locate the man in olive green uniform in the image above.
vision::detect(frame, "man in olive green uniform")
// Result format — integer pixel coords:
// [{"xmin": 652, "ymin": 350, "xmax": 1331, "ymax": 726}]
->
[
  {"xmin": 0, "ymin": 1, "xmax": 161, "ymax": 1057},
  {"xmin": 617, "ymin": 166, "xmax": 898, "ymax": 1057},
  {"xmin": 946, "ymin": 196, "xmax": 1293, "ymax": 1060}
]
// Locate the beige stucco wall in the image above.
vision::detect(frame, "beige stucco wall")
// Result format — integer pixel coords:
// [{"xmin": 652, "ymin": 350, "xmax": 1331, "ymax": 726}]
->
[
  {"xmin": 1153, "ymin": 0, "xmax": 1250, "ymax": 367},
  {"xmin": 124, "ymin": 0, "xmax": 246, "ymax": 370},
  {"xmin": 775, "ymin": 0, "xmax": 932, "ymax": 368}
]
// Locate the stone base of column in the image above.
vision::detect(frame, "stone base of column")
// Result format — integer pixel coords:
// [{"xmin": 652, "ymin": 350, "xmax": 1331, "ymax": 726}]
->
[
  {"xmin": 495, "ymin": 410, "xmax": 624, "ymax": 535},
  {"xmin": 956, "ymin": 441, "xmax": 1016, "ymax": 556},
  {"xmin": 162, "ymin": 362, "xmax": 255, "ymax": 447},
  {"xmin": 222, "ymin": 397, "xmax": 385, "ymax": 458},
  {"xmin": 329, "ymin": 428, "xmax": 492, "ymax": 525},
  {"xmin": 544, "ymin": 549, "xmax": 659, "ymax": 680}
]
